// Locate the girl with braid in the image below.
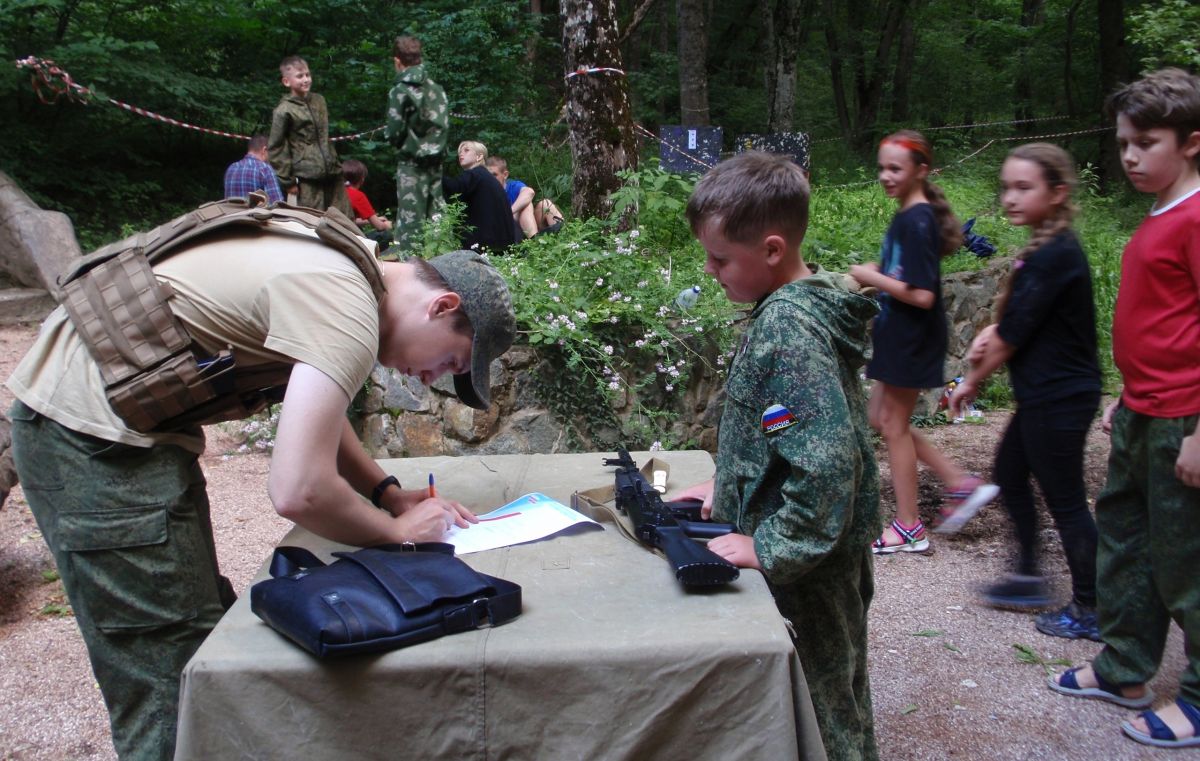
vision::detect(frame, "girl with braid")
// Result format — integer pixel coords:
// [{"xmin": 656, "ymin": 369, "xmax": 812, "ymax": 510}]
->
[
  {"xmin": 949, "ymin": 144, "xmax": 1102, "ymax": 639},
  {"xmin": 851, "ymin": 130, "xmax": 998, "ymax": 555}
]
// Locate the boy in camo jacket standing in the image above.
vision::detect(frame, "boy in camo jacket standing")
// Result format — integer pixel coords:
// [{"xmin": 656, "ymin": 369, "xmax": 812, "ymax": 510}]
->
[
  {"xmin": 673, "ymin": 151, "xmax": 881, "ymax": 761},
  {"xmin": 385, "ymin": 35, "xmax": 449, "ymax": 253},
  {"xmin": 267, "ymin": 56, "xmax": 351, "ymax": 215}
]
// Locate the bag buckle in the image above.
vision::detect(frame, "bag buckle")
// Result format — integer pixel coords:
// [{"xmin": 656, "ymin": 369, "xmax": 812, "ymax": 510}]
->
[{"xmin": 470, "ymin": 598, "xmax": 494, "ymax": 628}]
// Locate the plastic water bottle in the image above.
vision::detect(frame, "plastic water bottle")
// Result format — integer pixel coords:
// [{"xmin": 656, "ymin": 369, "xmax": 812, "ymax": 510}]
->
[{"xmin": 674, "ymin": 285, "xmax": 701, "ymax": 311}]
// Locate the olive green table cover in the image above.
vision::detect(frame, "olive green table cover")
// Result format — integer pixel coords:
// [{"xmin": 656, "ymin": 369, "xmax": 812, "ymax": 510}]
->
[{"xmin": 175, "ymin": 451, "xmax": 825, "ymax": 761}]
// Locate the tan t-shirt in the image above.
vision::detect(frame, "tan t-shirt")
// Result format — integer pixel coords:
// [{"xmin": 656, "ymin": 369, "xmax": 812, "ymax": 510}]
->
[{"xmin": 7, "ymin": 223, "xmax": 380, "ymax": 453}]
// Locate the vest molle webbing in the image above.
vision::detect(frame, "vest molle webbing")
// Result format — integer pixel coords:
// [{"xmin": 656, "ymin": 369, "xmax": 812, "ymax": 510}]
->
[{"xmin": 58, "ymin": 194, "xmax": 385, "ymax": 433}]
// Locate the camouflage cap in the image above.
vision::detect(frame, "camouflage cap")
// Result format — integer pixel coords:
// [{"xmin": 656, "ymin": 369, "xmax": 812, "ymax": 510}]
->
[{"xmin": 428, "ymin": 250, "xmax": 516, "ymax": 410}]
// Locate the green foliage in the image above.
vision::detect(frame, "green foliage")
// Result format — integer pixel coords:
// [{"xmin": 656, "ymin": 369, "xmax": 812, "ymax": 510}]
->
[
  {"xmin": 39, "ymin": 602, "xmax": 72, "ymax": 617},
  {"xmin": 1012, "ymin": 643, "xmax": 1072, "ymax": 675},
  {"xmin": 974, "ymin": 372, "xmax": 1014, "ymax": 411},
  {"xmin": 414, "ymin": 199, "xmax": 470, "ymax": 260},
  {"xmin": 497, "ymin": 166, "xmax": 735, "ymax": 449},
  {"xmin": 0, "ymin": 0, "xmax": 554, "ymax": 247},
  {"xmin": 1128, "ymin": 0, "xmax": 1200, "ymax": 72}
]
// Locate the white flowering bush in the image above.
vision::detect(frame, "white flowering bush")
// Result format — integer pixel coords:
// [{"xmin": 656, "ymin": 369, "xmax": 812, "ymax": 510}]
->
[
  {"xmin": 501, "ymin": 167, "xmax": 739, "ymax": 449},
  {"xmin": 219, "ymin": 404, "xmax": 281, "ymax": 456}
]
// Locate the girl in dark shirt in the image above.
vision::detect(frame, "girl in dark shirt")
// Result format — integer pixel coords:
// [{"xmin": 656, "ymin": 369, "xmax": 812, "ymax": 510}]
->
[
  {"xmin": 950, "ymin": 143, "xmax": 1102, "ymax": 640},
  {"xmin": 850, "ymin": 130, "xmax": 998, "ymax": 554}
]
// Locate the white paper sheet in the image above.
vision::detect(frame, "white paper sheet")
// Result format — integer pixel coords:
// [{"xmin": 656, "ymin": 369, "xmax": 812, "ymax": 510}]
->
[{"xmin": 444, "ymin": 492, "xmax": 602, "ymax": 555}]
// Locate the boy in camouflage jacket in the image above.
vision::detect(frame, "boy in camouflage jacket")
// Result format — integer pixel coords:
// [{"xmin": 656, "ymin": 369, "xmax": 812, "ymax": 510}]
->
[
  {"xmin": 267, "ymin": 55, "xmax": 351, "ymax": 215},
  {"xmin": 385, "ymin": 35, "xmax": 449, "ymax": 253},
  {"xmin": 674, "ymin": 151, "xmax": 882, "ymax": 761}
]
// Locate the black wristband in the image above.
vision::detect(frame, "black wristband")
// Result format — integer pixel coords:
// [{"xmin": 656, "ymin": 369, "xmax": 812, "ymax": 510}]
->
[{"xmin": 370, "ymin": 475, "xmax": 401, "ymax": 508}]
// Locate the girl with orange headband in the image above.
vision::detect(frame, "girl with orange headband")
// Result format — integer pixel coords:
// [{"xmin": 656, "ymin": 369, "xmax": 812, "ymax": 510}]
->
[{"xmin": 850, "ymin": 130, "xmax": 998, "ymax": 554}]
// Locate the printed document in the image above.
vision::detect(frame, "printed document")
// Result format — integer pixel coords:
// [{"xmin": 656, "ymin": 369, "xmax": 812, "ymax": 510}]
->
[{"xmin": 445, "ymin": 492, "xmax": 601, "ymax": 554}]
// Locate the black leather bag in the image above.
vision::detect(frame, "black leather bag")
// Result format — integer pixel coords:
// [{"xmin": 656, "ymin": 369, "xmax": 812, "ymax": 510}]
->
[{"xmin": 250, "ymin": 543, "xmax": 522, "ymax": 658}]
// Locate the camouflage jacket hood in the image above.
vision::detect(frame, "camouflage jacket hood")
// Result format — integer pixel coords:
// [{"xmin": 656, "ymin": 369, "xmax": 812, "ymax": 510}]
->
[
  {"xmin": 267, "ymin": 91, "xmax": 341, "ymax": 182},
  {"xmin": 751, "ymin": 264, "xmax": 879, "ymax": 371}
]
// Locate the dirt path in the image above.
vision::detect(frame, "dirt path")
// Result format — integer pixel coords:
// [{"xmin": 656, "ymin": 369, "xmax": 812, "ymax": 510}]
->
[{"xmin": 0, "ymin": 323, "xmax": 1192, "ymax": 760}]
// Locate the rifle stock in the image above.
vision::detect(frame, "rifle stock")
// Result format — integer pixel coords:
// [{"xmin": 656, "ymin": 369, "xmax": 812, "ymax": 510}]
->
[{"xmin": 656, "ymin": 526, "xmax": 741, "ymax": 586}]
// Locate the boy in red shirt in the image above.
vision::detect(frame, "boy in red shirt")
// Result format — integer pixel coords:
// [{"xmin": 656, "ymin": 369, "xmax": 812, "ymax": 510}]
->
[
  {"xmin": 1048, "ymin": 67, "xmax": 1200, "ymax": 750},
  {"xmin": 343, "ymin": 158, "xmax": 393, "ymax": 246}
]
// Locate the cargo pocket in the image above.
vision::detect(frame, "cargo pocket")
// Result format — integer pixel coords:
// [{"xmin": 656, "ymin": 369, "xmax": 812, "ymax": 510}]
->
[{"xmin": 57, "ymin": 504, "xmax": 200, "ymax": 631}]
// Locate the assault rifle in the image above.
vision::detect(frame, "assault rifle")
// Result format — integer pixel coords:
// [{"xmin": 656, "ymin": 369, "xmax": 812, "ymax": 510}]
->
[{"xmin": 604, "ymin": 449, "xmax": 739, "ymax": 588}]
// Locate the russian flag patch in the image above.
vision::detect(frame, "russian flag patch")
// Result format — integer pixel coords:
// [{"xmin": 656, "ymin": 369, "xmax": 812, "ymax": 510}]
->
[{"xmin": 761, "ymin": 404, "xmax": 796, "ymax": 434}]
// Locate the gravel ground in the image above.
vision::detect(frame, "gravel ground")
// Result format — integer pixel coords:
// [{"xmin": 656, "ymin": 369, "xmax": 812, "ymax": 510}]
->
[{"xmin": 0, "ymin": 323, "xmax": 1193, "ymax": 761}]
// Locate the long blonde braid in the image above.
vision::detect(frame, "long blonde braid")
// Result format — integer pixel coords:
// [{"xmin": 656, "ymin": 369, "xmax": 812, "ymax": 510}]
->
[{"xmin": 992, "ymin": 143, "xmax": 1079, "ymax": 321}]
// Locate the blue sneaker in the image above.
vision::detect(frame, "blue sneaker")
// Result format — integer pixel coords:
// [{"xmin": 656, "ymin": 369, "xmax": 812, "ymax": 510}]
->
[{"xmin": 1036, "ymin": 601, "xmax": 1101, "ymax": 642}]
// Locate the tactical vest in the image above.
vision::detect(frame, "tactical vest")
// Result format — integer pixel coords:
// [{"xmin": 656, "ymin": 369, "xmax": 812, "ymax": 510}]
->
[{"xmin": 58, "ymin": 194, "xmax": 385, "ymax": 434}]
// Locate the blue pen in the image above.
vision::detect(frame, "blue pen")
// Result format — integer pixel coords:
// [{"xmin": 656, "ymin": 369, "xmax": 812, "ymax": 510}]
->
[{"xmin": 428, "ymin": 473, "xmax": 436, "ymax": 499}]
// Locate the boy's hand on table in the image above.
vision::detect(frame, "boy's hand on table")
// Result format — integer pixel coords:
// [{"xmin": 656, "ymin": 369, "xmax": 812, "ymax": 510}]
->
[
  {"xmin": 669, "ymin": 478, "xmax": 714, "ymax": 519},
  {"xmin": 707, "ymin": 533, "xmax": 761, "ymax": 570}
]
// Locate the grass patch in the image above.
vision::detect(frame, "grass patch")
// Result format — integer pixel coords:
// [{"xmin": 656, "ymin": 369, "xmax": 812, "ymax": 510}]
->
[{"xmin": 1012, "ymin": 643, "xmax": 1073, "ymax": 675}]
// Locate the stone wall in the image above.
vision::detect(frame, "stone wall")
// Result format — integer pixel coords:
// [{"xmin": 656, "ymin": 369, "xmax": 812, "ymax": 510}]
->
[{"xmin": 357, "ymin": 257, "xmax": 1012, "ymax": 457}]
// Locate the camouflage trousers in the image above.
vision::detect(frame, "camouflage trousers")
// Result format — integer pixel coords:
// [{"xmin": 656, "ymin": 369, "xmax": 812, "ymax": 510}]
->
[
  {"xmin": 9, "ymin": 401, "xmax": 235, "ymax": 761},
  {"xmin": 295, "ymin": 176, "xmax": 351, "ymax": 217},
  {"xmin": 775, "ymin": 548, "xmax": 879, "ymax": 761},
  {"xmin": 393, "ymin": 160, "xmax": 444, "ymax": 254},
  {"xmin": 1092, "ymin": 404, "xmax": 1200, "ymax": 706}
]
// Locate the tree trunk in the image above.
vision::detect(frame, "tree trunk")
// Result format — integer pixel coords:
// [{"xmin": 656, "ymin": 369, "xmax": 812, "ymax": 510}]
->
[
  {"xmin": 1097, "ymin": 0, "xmax": 1129, "ymax": 187},
  {"xmin": 561, "ymin": 0, "xmax": 639, "ymax": 221},
  {"xmin": 851, "ymin": 0, "xmax": 910, "ymax": 150},
  {"xmin": 54, "ymin": 0, "xmax": 82, "ymax": 43},
  {"xmin": 620, "ymin": 0, "xmax": 662, "ymax": 45},
  {"xmin": 526, "ymin": 0, "xmax": 543, "ymax": 65},
  {"xmin": 822, "ymin": 0, "xmax": 854, "ymax": 145},
  {"xmin": 889, "ymin": 12, "xmax": 916, "ymax": 122},
  {"xmin": 1013, "ymin": 0, "xmax": 1045, "ymax": 131},
  {"xmin": 1063, "ymin": 0, "xmax": 1083, "ymax": 117},
  {"xmin": 764, "ymin": 0, "xmax": 808, "ymax": 132},
  {"xmin": 658, "ymin": 0, "xmax": 671, "ymax": 120},
  {"xmin": 677, "ymin": 0, "xmax": 710, "ymax": 125}
]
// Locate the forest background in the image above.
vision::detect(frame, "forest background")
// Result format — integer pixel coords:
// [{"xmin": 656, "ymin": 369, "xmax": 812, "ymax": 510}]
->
[{"xmin": 1, "ymin": 0, "xmax": 1198, "ymax": 447}]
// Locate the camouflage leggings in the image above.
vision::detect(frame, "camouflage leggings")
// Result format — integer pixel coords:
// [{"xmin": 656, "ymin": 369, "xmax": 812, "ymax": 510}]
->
[
  {"xmin": 9, "ymin": 401, "xmax": 235, "ymax": 761},
  {"xmin": 393, "ymin": 161, "xmax": 444, "ymax": 253},
  {"xmin": 776, "ymin": 549, "xmax": 879, "ymax": 761},
  {"xmin": 1092, "ymin": 404, "xmax": 1200, "ymax": 706}
]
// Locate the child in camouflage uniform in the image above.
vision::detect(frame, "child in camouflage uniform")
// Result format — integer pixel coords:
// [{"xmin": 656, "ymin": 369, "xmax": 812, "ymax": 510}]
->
[
  {"xmin": 267, "ymin": 56, "xmax": 351, "ymax": 215},
  {"xmin": 385, "ymin": 35, "xmax": 449, "ymax": 253},
  {"xmin": 1048, "ymin": 67, "xmax": 1200, "ymax": 750},
  {"xmin": 674, "ymin": 151, "xmax": 881, "ymax": 761}
]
